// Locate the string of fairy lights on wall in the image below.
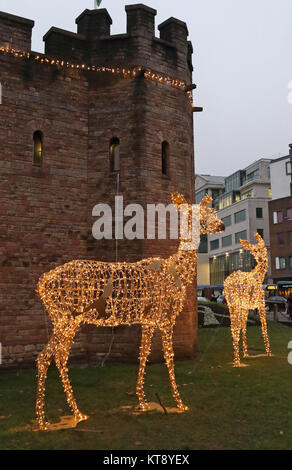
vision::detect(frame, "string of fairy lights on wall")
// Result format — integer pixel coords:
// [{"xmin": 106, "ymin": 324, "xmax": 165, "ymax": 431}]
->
[{"xmin": 0, "ymin": 46, "xmax": 194, "ymax": 107}]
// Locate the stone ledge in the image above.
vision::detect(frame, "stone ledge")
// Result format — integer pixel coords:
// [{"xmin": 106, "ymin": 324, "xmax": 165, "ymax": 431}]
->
[
  {"xmin": 125, "ymin": 4, "xmax": 157, "ymax": 15},
  {"xmin": 158, "ymin": 17, "xmax": 189, "ymax": 36},
  {"xmin": 43, "ymin": 26, "xmax": 86, "ymax": 42},
  {"xmin": 75, "ymin": 8, "xmax": 113, "ymax": 26},
  {"xmin": 98, "ymin": 33, "xmax": 129, "ymax": 42},
  {"xmin": 0, "ymin": 10, "xmax": 34, "ymax": 27}
]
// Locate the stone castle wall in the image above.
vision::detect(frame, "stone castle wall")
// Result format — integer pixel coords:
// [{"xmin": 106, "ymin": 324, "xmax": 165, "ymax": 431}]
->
[{"xmin": 0, "ymin": 5, "xmax": 197, "ymax": 367}]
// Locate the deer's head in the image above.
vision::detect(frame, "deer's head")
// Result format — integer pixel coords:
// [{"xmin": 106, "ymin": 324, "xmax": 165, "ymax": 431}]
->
[
  {"xmin": 240, "ymin": 232, "xmax": 268, "ymax": 268},
  {"xmin": 199, "ymin": 195, "xmax": 225, "ymax": 234},
  {"xmin": 171, "ymin": 193, "xmax": 225, "ymax": 251}
]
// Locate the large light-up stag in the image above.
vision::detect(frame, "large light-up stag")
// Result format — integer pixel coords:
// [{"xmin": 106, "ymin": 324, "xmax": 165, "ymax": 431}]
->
[
  {"xmin": 224, "ymin": 232, "xmax": 272, "ymax": 367},
  {"xmin": 36, "ymin": 194, "xmax": 224, "ymax": 430}
]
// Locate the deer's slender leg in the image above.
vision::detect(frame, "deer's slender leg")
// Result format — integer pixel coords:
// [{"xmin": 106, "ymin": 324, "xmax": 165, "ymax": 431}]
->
[
  {"xmin": 136, "ymin": 326, "xmax": 154, "ymax": 412},
  {"xmin": 54, "ymin": 325, "xmax": 88, "ymax": 423},
  {"xmin": 258, "ymin": 299, "xmax": 272, "ymax": 356},
  {"xmin": 242, "ymin": 329, "xmax": 248, "ymax": 358},
  {"xmin": 36, "ymin": 332, "xmax": 59, "ymax": 430},
  {"xmin": 242, "ymin": 311, "xmax": 249, "ymax": 358},
  {"xmin": 160, "ymin": 326, "xmax": 188, "ymax": 412},
  {"xmin": 229, "ymin": 309, "xmax": 241, "ymax": 367}
]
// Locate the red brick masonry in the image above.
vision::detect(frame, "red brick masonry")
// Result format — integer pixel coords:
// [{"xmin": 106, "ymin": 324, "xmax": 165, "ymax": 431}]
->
[{"xmin": 0, "ymin": 5, "xmax": 197, "ymax": 367}]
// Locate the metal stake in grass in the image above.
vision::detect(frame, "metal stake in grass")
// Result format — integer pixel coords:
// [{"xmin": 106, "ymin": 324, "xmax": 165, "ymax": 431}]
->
[{"xmin": 156, "ymin": 393, "xmax": 168, "ymax": 415}]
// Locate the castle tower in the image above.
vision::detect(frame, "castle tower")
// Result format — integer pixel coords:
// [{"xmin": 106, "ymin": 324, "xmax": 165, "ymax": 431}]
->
[{"xmin": 0, "ymin": 5, "xmax": 198, "ymax": 366}]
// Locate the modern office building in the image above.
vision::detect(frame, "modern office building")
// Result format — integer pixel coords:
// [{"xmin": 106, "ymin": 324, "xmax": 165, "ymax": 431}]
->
[
  {"xmin": 196, "ymin": 158, "xmax": 272, "ymax": 285},
  {"xmin": 269, "ymin": 144, "xmax": 292, "ymax": 282},
  {"xmin": 195, "ymin": 175, "xmax": 225, "ymax": 284},
  {"xmin": 195, "ymin": 175, "xmax": 225, "ymax": 285},
  {"xmin": 195, "ymin": 175, "xmax": 225, "ymax": 205}
]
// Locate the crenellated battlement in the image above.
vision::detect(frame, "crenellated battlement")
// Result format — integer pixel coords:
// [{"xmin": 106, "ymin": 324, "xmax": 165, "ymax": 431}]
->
[
  {"xmin": 76, "ymin": 8, "xmax": 112, "ymax": 38},
  {"xmin": 30, "ymin": 4, "xmax": 190, "ymax": 81},
  {"xmin": 0, "ymin": 5, "xmax": 193, "ymax": 80},
  {"xmin": 45, "ymin": 5, "xmax": 191, "ymax": 80},
  {"xmin": 125, "ymin": 4, "xmax": 156, "ymax": 37}
]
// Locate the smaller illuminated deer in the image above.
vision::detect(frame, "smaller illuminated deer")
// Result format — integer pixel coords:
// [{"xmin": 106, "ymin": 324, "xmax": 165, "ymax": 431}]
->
[{"xmin": 224, "ymin": 233, "xmax": 272, "ymax": 367}]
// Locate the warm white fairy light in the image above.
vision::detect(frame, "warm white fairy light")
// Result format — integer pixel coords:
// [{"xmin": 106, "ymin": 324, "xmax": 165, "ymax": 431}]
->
[
  {"xmin": 0, "ymin": 46, "xmax": 193, "ymax": 106},
  {"xmin": 224, "ymin": 232, "xmax": 272, "ymax": 367},
  {"xmin": 35, "ymin": 193, "xmax": 224, "ymax": 430}
]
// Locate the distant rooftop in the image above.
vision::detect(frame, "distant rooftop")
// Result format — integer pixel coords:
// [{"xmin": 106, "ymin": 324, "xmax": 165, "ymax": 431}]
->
[
  {"xmin": 199, "ymin": 175, "xmax": 225, "ymax": 184},
  {"xmin": 270, "ymin": 143, "xmax": 292, "ymax": 164}
]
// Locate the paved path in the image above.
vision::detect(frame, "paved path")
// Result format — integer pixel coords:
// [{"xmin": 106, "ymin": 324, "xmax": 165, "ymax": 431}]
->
[{"xmin": 266, "ymin": 310, "xmax": 292, "ymax": 324}]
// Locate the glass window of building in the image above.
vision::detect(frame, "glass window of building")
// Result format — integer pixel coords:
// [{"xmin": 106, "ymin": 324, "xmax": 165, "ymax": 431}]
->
[
  {"xmin": 161, "ymin": 141, "xmax": 169, "ymax": 175},
  {"xmin": 246, "ymin": 169, "xmax": 260, "ymax": 183},
  {"xmin": 221, "ymin": 215, "xmax": 232, "ymax": 227},
  {"xmin": 234, "ymin": 209, "xmax": 246, "ymax": 224},
  {"xmin": 218, "ymin": 193, "xmax": 232, "ymax": 210},
  {"xmin": 211, "ymin": 189, "xmax": 221, "ymax": 201},
  {"xmin": 256, "ymin": 208, "xmax": 263, "ymax": 218},
  {"xmin": 109, "ymin": 137, "xmax": 120, "ymax": 172},
  {"xmin": 225, "ymin": 171, "xmax": 245, "ymax": 193},
  {"xmin": 273, "ymin": 211, "xmax": 283, "ymax": 224},
  {"xmin": 222, "ymin": 235, "xmax": 232, "ymax": 247},
  {"xmin": 275, "ymin": 257, "xmax": 279, "ymax": 270},
  {"xmin": 275, "ymin": 257, "xmax": 286, "ymax": 270},
  {"xmin": 217, "ymin": 191, "xmax": 241, "ymax": 210},
  {"xmin": 199, "ymin": 234, "xmax": 208, "ymax": 253},
  {"xmin": 277, "ymin": 232, "xmax": 284, "ymax": 245},
  {"xmin": 242, "ymin": 189, "xmax": 254, "ymax": 200},
  {"xmin": 288, "ymin": 232, "xmax": 292, "ymax": 245},
  {"xmin": 33, "ymin": 131, "xmax": 43, "ymax": 166},
  {"xmin": 287, "ymin": 208, "xmax": 292, "ymax": 219},
  {"xmin": 195, "ymin": 189, "xmax": 207, "ymax": 204},
  {"xmin": 210, "ymin": 250, "xmax": 255, "ymax": 285},
  {"xmin": 235, "ymin": 192, "xmax": 241, "ymax": 203},
  {"xmin": 257, "ymin": 228, "xmax": 264, "ymax": 238},
  {"xmin": 289, "ymin": 256, "xmax": 292, "ymax": 269},
  {"xmin": 210, "ymin": 239, "xmax": 219, "ymax": 251},
  {"xmin": 235, "ymin": 230, "xmax": 247, "ymax": 244}
]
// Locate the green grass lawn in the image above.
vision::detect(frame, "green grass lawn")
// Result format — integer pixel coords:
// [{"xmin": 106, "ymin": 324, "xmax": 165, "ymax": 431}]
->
[{"xmin": 1, "ymin": 322, "xmax": 292, "ymax": 450}]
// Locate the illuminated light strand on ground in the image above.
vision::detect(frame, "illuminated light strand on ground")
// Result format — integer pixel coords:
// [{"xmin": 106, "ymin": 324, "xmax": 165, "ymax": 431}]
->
[
  {"xmin": 35, "ymin": 193, "xmax": 224, "ymax": 430},
  {"xmin": 0, "ymin": 46, "xmax": 194, "ymax": 106},
  {"xmin": 224, "ymin": 232, "xmax": 272, "ymax": 367}
]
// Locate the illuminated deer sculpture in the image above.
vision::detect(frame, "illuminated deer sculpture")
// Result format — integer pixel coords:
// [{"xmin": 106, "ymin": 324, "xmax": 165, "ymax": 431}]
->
[
  {"xmin": 36, "ymin": 194, "xmax": 224, "ymax": 430},
  {"xmin": 224, "ymin": 232, "xmax": 272, "ymax": 367}
]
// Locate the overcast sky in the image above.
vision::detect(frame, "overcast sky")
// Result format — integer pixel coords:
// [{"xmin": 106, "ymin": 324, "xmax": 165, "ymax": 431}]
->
[{"xmin": 1, "ymin": 0, "xmax": 292, "ymax": 176}]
